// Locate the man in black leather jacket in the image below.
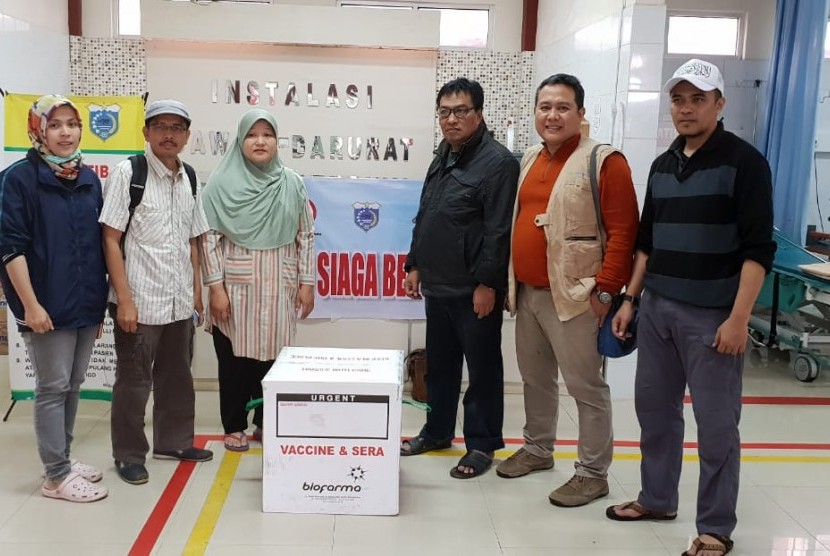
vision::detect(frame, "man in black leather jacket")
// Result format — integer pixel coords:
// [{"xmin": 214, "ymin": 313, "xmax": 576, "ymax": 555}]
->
[{"xmin": 400, "ymin": 78, "xmax": 519, "ymax": 479}]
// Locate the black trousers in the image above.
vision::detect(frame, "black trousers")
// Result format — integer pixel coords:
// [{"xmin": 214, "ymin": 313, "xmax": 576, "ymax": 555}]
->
[
  {"xmin": 420, "ymin": 293, "xmax": 505, "ymax": 453},
  {"xmin": 212, "ymin": 329, "xmax": 274, "ymax": 434}
]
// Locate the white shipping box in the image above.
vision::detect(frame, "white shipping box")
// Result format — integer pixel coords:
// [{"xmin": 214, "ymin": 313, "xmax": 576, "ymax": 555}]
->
[{"xmin": 262, "ymin": 347, "xmax": 403, "ymax": 515}]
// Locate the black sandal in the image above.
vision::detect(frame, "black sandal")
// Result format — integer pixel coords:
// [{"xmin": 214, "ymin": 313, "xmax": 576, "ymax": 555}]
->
[
  {"xmin": 606, "ymin": 500, "xmax": 677, "ymax": 521},
  {"xmin": 400, "ymin": 435, "xmax": 452, "ymax": 456},
  {"xmin": 449, "ymin": 450, "xmax": 493, "ymax": 479},
  {"xmin": 682, "ymin": 533, "xmax": 733, "ymax": 555}
]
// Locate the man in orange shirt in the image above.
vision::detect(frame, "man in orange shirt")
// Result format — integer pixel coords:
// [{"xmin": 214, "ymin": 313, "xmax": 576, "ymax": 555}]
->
[{"xmin": 496, "ymin": 74, "xmax": 639, "ymax": 507}]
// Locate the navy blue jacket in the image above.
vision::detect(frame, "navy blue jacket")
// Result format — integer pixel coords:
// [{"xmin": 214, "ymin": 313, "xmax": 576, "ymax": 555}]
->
[{"xmin": 0, "ymin": 150, "xmax": 108, "ymax": 331}]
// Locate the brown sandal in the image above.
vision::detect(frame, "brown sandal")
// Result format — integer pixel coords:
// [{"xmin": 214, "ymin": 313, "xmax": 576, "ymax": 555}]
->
[
  {"xmin": 605, "ymin": 500, "xmax": 678, "ymax": 521},
  {"xmin": 682, "ymin": 534, "xmax": 733, "ymax": 555}
]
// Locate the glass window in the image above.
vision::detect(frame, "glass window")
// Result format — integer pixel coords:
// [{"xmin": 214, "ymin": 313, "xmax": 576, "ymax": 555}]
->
[
  {"xmin": 118, "ymin": 0, "xmax": 141, "ymax": 36},
  {"xmin": 341, "ymin": 4, "xmax": 412, "ymax": 9},
  {"xmin": 341, "ymin": 2, "xmax": 489, "ymax": 48},
  {"xmin": 418, "ymin": 8, "xmax": 488, "ymax": 48},
  {"xmin": 667, "ymin": 15, "xmax": 740, "ymax": 56}
]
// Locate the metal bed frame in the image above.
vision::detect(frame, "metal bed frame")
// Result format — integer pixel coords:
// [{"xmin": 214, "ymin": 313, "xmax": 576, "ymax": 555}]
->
[{"xmin": 749, "ymin": 230, "xmax": 830, "ymax": 382}]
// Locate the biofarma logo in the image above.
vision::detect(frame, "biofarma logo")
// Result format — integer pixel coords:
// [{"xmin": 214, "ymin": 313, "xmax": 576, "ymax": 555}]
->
[
  {"xmin": 302, "ymin": 482, "xmax": 362, "ymax": 493},
  {"xmin": 302, "ymin": 465, "xmax": 367, "ymax": 493}
]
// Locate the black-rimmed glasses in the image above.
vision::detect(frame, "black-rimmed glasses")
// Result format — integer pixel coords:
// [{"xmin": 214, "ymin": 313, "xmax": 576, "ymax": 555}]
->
[{"xmin": 437, "ymin": 105, "xmax": 475, "ymax": 119}]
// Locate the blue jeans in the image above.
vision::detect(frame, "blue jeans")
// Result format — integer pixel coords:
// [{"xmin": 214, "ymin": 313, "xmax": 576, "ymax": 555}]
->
[
  {"xmin": 23, "ymin": 326, "xmax": 99, "ymax": 482},
  {"xmin": 420, "ymin": 293, "xmax": 505, "ymax": 453}
]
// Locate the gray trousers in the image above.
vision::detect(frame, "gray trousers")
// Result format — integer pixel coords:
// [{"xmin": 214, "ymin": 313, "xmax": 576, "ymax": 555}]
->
[
  {"xmin": 635, "ymin": 291, "xmax": 743, "ymax": 538},
  {"xmin": 515, "ymin": 284, "xmax": 613, "ymax": 478},
  {"xmin": 110, "ymin": 305, "xmax": 196, "ymax": 464},
  {"xmin": 23, "ymin": 326, "xmax": 99, "ymax": 482}
]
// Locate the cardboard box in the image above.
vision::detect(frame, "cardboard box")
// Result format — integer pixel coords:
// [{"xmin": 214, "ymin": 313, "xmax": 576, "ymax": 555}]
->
[{"xmin": 262, "ymin": 347, "xmax": 403, "ymax": 515}]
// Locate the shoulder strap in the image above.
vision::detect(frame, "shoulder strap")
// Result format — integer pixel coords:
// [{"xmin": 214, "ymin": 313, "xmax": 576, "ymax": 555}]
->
[
  {"xmin": 128, "ymin": 154, "xmax": 148, "ymax": 209},
  {"xmin": 183, "ymin": 162, "xmax": 198, "ymax": 198},
  {"xmin": 588, "ymin": 143, "xmax": 607, "ymax": 255},
  {"xmin": 121, "ymin": 154, "xmax": 148, "ymax": 255}
]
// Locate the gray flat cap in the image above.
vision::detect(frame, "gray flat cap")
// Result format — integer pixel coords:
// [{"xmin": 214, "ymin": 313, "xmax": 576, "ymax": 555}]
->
[{"xmin": 144, "ymin": 99, "xmax": 191, "ymax": 124}]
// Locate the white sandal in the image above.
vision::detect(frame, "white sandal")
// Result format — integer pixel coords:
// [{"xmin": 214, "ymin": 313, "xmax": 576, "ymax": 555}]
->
[
  {"xmin": 71, "ymin": 460, "xmax": 103, "ymax": 483},
  {"xmin": 42, "ymin": 472, "xmax": 108, "ymax": 503}
]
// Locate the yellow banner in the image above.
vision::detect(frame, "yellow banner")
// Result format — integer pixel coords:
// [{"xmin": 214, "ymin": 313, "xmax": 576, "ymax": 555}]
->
[{"xmin": 3, "ymin": 93, "xmax": 145, "ymax": 154}]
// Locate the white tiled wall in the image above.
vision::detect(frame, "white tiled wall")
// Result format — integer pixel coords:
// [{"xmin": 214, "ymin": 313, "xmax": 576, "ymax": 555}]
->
[
  {"xmin": 535, "ymin": 7, "xmax": 626, "ymax": 147},
  {"xmin": 535, "ymin": 1, "xmax": 666, "ymax": 204},
  {"xmin": 619, "ymin": 3, "xmax": 665, "ymax": 196},
  {"xmin": 659, "ymin": 55, "xmax": 770, "ymax": 153}
]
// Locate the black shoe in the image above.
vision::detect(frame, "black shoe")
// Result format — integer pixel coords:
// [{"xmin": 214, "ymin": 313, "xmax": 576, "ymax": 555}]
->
[
  {"xmin": 114, "ymin": 461, "xmax": 149, "ymax": 485},
  {"xmin": 152, "ymin": 447, "xmax": 213, "ymax": 462}
]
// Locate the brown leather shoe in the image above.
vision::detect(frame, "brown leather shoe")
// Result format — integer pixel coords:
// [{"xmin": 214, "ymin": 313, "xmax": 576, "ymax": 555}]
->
[
  {"xmin": 548, "ymin": 475, "xmax": 609, "ymax": 507},
  {"xmin": 495, "ymin": 447, "xmax": 554, "ymax": 478}
]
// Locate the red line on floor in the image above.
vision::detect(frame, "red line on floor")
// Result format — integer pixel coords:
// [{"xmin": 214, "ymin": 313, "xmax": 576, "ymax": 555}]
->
[
  {"xmin": 129, "ymin": 435, "xmax": 221, "ymax": 556},
  {"xmin": 460, "ymin": 438, "xmax": 830, "ymax": 450},
  {"xmin": 136, "ymin": 432, "xmax": 830, "ymax": 553},
  {"xmin": 740, "ymin": 442, "xmax": 830, "ymax": 450},
  {"xmin": 684, "ymin": 395, "xmax": 830, "ymax": 405}
]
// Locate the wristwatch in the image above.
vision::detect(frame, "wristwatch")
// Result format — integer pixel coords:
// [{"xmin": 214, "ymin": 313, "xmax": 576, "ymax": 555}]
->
[
  {"xmin": 621, "ymin": 294, "xmax": 640, "ymax": 307},
  {"xmin": 595, "ymin": 289, "xmax": 613, "ymax": 304}
]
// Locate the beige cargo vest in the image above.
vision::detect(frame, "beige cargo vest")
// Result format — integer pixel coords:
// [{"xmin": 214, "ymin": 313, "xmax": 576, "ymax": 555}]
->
[{"xmin": 507, "ymin": 137, "xmax": 618, "ymax": 321}]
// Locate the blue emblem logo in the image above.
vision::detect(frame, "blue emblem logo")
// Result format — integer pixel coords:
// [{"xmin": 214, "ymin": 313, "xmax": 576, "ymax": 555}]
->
[
  {"xmin": 352, "ymin": 202, "xmax": 381, "ymax": 232},
  {"xmin": 88, "ymin": 104, "xmax": 122, "ymax": 142}
]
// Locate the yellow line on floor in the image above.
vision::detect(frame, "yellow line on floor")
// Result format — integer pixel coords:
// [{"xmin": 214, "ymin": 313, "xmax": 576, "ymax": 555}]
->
[
  {"xmin": 183, "ymin": 448, "xmax": 253, "ymax": 555},
  {"xmin": 180, "ymin": 446, "xmax": 830, "ymax": 553},
  {"xmin": 429, "ymin": 449, "xmax": 830, "ymax": 464}
]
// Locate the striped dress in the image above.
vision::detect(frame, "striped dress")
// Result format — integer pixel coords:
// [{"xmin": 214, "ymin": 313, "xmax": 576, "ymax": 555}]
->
[{"xmin": 200, "ymin": 200, "xmax": 315, "ymax": 361}]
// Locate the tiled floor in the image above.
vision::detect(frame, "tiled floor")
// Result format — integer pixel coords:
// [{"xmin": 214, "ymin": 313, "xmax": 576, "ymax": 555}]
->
[{"xmin": 0, "ymin": 355, "xmax": 829, "ymax": 555}]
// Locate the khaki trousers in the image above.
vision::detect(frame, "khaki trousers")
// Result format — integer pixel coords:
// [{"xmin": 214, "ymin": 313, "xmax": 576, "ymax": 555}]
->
[{"xmin": 515, "ymin": 284, "xmax": 613, "ymax": 478}]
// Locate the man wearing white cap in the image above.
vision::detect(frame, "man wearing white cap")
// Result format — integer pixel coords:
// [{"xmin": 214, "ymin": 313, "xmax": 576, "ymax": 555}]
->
[
  {"xmin": 605, "ymin": 59, "xmax": 775, "ymax": 556},
  {"xmin": 100, "ymin": 99, "xmax": 212, "ymax": 485}
]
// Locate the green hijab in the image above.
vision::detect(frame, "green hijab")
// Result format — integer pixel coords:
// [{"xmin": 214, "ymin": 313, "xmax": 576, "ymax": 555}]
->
[{"xmin": 203, "ymin": 109, "xmax": 306, "ymax": 250}]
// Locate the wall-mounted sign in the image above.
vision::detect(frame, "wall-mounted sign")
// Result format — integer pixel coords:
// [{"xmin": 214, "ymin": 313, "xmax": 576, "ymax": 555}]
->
[{"xmin": 146, "ymin": 42, "xmax": 437, "ymax": 180}]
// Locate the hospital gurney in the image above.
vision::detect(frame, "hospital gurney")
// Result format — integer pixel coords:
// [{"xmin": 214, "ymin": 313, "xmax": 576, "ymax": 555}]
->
[{"xmin": 748, "ymin": 229, "xmax": 830, "ymax": 382}]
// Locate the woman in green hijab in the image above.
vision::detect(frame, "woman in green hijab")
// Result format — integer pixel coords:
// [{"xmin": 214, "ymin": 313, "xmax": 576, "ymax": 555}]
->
[{"xmin": 201, "ymin": 109, "xmax": 315, "ymax": 452}]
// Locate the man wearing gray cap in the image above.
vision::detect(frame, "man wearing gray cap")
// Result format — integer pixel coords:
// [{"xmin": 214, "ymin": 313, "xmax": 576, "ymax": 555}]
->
[
  {"xmin": 100, "ymin": 99, "xmax": 212, "ymax": 485},
  {"xmin": 605, "ymin": 59, "xmax": 775, "ymax": 555}
]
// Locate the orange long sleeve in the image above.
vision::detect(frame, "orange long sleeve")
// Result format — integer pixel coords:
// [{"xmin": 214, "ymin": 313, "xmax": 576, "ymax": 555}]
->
[{"xmin": 512, "ymin": 137, "xmax": 639, "ymax": 293}]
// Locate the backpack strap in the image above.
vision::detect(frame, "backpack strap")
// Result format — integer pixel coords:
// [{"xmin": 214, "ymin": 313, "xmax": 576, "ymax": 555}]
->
[
  {"xmin": 183, "ymin": 162, "xmax": 198, "ymax": 199},
  {"xmin": 121, "ymin": 154, "xmax": 148, "ymax": 255}
]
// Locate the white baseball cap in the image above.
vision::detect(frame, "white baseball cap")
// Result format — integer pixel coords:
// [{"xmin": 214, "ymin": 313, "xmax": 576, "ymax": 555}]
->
[{"xmin": 663, "ymin": 58, "xmax": 724, "ymax": 95}]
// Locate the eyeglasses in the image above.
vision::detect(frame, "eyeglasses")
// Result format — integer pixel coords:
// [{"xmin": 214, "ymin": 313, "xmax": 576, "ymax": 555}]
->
[
  {"xmin": 437, "ymin": 106, "xmax": 476, "ymax": 120},
  {"xmin": 149, "ymin": 123, "xmax": 188, "ymax": 134}
]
